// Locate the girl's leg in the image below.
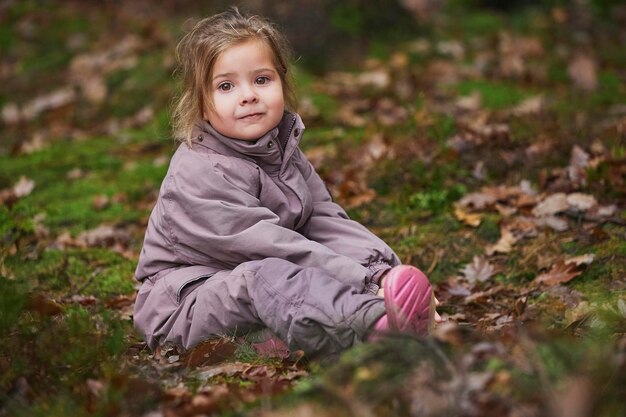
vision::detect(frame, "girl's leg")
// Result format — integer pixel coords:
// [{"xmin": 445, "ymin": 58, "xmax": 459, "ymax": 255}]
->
[{"xmin": 136, "ymin": 257, "xmax": 386, "ymax": 358}]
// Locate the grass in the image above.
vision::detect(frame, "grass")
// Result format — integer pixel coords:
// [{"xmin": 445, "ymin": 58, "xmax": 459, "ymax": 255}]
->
[{"xmin": 1, "ymin": 1, "xmax": 626, "ymax": 416}]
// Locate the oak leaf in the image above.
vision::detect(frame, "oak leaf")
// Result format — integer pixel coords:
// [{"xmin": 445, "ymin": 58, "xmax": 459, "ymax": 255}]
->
[{"xmin": 533, "ymin": 259, "xmax": 589, "ymax": 287}]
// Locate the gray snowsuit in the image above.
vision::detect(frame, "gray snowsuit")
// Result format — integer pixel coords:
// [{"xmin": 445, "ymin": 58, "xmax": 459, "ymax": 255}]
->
[{"xmin": 133, "ymin": 112, "xmax": 400, "ymax": 358}]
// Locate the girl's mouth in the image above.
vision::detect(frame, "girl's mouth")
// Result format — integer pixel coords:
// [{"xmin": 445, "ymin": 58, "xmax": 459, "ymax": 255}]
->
[{"xmin": 240, "ymin": 113, "xmax": 262, "ymax": 120}]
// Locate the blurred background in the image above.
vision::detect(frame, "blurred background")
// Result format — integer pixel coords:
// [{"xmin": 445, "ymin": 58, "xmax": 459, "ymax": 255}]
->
[
  {"xmin": 2, "ymin": 0, "xmax": 625, "ymax": 154},
  {"xmin": 1, "ymin": 1, "xmax": 626, "ymax": 416}
]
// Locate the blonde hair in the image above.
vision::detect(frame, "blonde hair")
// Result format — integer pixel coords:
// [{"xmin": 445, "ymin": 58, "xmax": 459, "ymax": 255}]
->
[{"xmin": 172, "ymin": 8, "xmax": 297, "ymax": 144}]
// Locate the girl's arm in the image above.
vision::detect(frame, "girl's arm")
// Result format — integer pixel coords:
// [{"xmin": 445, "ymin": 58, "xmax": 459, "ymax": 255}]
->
[
  {"xmin": 295, "ymin": 150, "xmax": 401, "ymax": 279},
  {"xmin": 162, "ymin": 153, "xmax": 376, "ymax": 291}
]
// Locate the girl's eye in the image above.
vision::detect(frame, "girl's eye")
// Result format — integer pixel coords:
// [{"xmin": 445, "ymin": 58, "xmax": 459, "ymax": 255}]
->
[
  {"xmin": 255, "ymin": 76, "xmax": 270, "ymax": 85},
  {"xmin": 217, "ymin": 82, "xmax": 233, "ymax": 92}
]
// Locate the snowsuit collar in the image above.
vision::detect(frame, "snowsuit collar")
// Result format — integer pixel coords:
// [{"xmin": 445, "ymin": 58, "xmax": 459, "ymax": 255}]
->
[{"xmin": 190, "ymin": 112, "xmax": 305, "ymax": 171}]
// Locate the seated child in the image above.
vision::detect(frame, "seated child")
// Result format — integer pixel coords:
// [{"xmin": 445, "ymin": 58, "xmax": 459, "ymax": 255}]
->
[{"xmin": 133, "ymin": 8, "xmax": 440, "ymax": 359}]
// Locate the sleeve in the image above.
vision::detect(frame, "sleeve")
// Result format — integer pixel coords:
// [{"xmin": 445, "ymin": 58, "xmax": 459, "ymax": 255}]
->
[
  {"xmin": 163, "ymin": 154, "xmax": 374, "ymax": 290},
  {"xmin": 296, "ymin": 150, "xmax": 401, "ymax": 278}
]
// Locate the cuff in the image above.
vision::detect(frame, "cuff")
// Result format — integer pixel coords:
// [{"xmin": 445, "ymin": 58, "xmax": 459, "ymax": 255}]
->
[{"xmin": 367, "ymin": 261, "xmax": 393, "ymax": 286}]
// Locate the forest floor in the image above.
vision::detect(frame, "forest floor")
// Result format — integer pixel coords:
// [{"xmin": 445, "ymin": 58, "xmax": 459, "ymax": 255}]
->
[{"xmin": 1, "ymin": 1, "xmax": 625, "ymax": 416}]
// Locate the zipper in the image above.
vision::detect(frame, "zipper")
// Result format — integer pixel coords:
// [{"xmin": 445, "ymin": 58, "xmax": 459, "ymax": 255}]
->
[{"xmin": 275, "ymin": 113, "xmax": 297, "ymax": 158}]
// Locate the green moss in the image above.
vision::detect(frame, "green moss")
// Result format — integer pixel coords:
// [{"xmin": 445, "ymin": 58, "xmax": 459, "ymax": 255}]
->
[
  {"xmin": 407, "ymin": 183, "xmax": 467, "ymax": 214},
  {"xmin": 105, "ymin": 53, "xmax": 173, "ymax": 119},
  {"xmin": 0, "ymin": 276, "xmax": 28, "ymax": 334},
  {"xmin": 476, "ymin": 215, "xmax": 501, "ymax": 242},
  {"xmin": 456, "ymin": 80, "xmax": 533, "ymax": 109},
  {"xmin": 6, "ymin": 248, "xmax": 136, "ymax": 297},
  {"xmin": 428, "ymin": 113, "xmax": 456, "ymax": 143},
  {"xmin": 590, "ymin": 71, "xmax": 626, "ymax": 107},
  {"xmin": 458, "ymin": 10, "xmax": 505, "ymax": 37}
]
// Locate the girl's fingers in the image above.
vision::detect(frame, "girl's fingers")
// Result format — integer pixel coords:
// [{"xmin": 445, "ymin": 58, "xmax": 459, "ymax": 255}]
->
[{"xmin": 434, "ymin": 311, "xmax": 443, "ymax": 323}]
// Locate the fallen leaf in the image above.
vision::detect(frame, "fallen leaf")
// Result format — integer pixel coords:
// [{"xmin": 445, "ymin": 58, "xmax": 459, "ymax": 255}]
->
[
  {"xmin": 251, "ymin": 336, "xmax": 290, "ymax": 359},
  {"xmin": 1, "ymin": 103, "xmax": 20, "ymax": 124},
  {"xmin": 507, "ymin": 216, "xmax": 538, "ymax": 238},
  {"xmin": 510, "ymin": 95, "xmax": 545, "ymax": 116},
  {"xmin": 586, "ymin": 204, "xmax": 617, "ymax": 220},
  {"xmin": 534, "ymin": 215, "xmax": 569, "ymax": 232},
  {"xmin": 457, "ymin": 191, "xmax": 497, "ymax": 211},
  {"xmin": 357, "ymin": 69, "xmax": 390, "ymax": 90},
  {"xmin": 460, "ymin": 255, "xmax": 495, "ymax": 283},
  {"xmin": 182, "ymin": 338, "xmax": 238, "ymax": 368},
  {"xmin": 67, "ymin": 168, "xmax": 87, "ymax": 180},
  {"xmin": 566, "ymin": 193, "xmax": 597, "ymax": 211},
  {"xmin": 75, "ymin": 224, "xmax": 132, "ymax": 249},
  {"xmin": 564, "ymin": 254, "xmax": 595, "ymax": 267},
  {"xmin": 13, "ymin": 176, "xmax": 35, "ymax": 198},
  {"xmin": 568, "ymin": 145, "xmax": 590, "ymax": 184},
  {"xmin": 20, "ymin": 87, "xmax": 76, "ymax": 121},
  {"xmin": 456, "ymin": 92, "xmax": 481, "ymax": 111},
  {"xmin": 568, "ymin": 54, "xmax": 598, "ymax": 91},
  {"xmin": 26, "ymin": 293, "xmax": 64, "ymax": 316},
  {"xmin": 532, "ymin": 193, "xmax": 568, "ymax": 217},
  {"xmin": 533, "ymin": 261, "xmax": 582, "ymax": 286},
  {"xmin": 194, "ymin": 363, "xmax": 251, "ymax": 380},
  {"xmin": 92, "ymin": 194, "xmax": 110, "ymax": 210},
  {"xmin": 486, "ymin": 228, "xmax": 518, "ymax": 255},
  {"xmin": 454, "ymin": 205, "xmax": 482, "ymax": 227}
]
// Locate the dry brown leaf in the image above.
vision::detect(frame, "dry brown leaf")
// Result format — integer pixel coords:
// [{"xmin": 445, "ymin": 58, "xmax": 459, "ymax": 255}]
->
[
  {"xmin": 375, "ymin": 99, "xmax": 408, "ymax": 126},
  {"xmin": 357, "ymin": 69, "xmax": 390, "ymax": 90},
  {"xmin": 305, "ymin": 145, "xmax": 337, "ymax": 169},
  {"xmin": 20, "ymin": 87, "xmax": 76, "ymax": 121},
  {"xmin": 76, "ymin": 224, "xmax": 132, "ymax": 248},
  {"xmin": 194, "ymin": 363, "xmax": 251, "ymax": 380},
  {"xmin": 457, "ymin": 191, "xmax": 497, "ymax": 211},
  {"xmin": 460, "ymin": 255, "xmax": 495, "ymax": 283},
  {"xmin": 534, "ymin": 215, "xmax": 569, "ymax": 232},
  {"xmin": 532, "ymin": 193, "xmax": 568, "ymax": 217},
  {"xmin": 21, "ymin": 132, "xmax": 47, "ymax": 154},
  {"xmin": 510, "ymin": 95, "xmax": 545, "ymax": 116},
  {"xmin": 91, "ymin": 194, "xmax": 110, "ymax": 210},
  {"xmin": 586, "ymin": 204, "xmax": 617, "ymax": 220},
  {"xmin": 182, "ymin": 339, "xmax": 238, "ymax": 368},
  {"xmin": 26, "ymin": 293, "xmax": 64, "ymax": 316},
  {"xmin": 568, "ymin": 54, "xmax": 598, "ymax": 91},
  {"xmin": 456, "ymin": 92, "xmax": 482, "ymax": 111},
  {"xmin": 13, "ymin": 176, "xmax": 35, "ymax": 198},
  {"xmin": 363, "ymin": 133, "xmax": 389, "ymax": 161},
  {"xmin": 533, "ymin": 261, "xmax": 582, "ymax": 286},
  {"xmin": 454, "ymin": 205, "xmax": 482, "ymax": 227},
  {"xmin": 486, "ymin": 228, "xmax": 518, "ymax": 255},
  {"xmin": 1, "ymin": 102, "xmax": 20, "ymax": 124},
  {"xmin": 564, "ymin": 254, "xmax": 595, "ymax": 267},
  {"xmin": 568, "ymin": 145, "xmax": 590, "ymax": 184},
  {"xmin": 566, "ymin": 193, "xmax": 597, "ymax": 211},
  {"xmin": 494, "ymin": 203, "xmax": 517, "ymax": 217},
  {"xmin": 507, "ymin": 216, "xmax": 538, "ymax": 238}
]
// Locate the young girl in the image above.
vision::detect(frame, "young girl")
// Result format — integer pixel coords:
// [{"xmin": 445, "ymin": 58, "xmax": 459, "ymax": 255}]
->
[{"xmin": 133, "ymin": 8, "xmax": 439, "ymax": 359}]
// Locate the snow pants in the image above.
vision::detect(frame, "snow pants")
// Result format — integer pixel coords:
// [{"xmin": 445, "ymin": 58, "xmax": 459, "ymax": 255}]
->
[{"xmin": 133, "ymin": 258, "xmax": 386, "ymax": 359}]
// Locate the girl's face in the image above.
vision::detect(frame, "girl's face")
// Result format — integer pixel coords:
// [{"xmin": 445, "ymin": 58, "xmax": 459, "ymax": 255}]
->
[{"xmin": 205, "ymin": 39, "xmax": 285, "ymax": 141}]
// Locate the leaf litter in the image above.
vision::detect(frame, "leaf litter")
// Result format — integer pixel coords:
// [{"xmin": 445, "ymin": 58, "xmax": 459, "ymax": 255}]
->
[{"xmin": 2, "ymin": 2, "xmax": 626, "ymax": 417}]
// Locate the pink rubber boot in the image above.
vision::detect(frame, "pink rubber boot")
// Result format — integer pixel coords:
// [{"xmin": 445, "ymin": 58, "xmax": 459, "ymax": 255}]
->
[{"xmin": 370, "ymin": 265, "xmax": 433, "ymax": 339}]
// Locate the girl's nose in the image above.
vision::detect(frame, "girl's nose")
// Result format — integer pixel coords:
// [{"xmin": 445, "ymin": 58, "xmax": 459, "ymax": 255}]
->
[{"xmin": 240, "ymin": 85, "xmax": 258, "ymax": 105}]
